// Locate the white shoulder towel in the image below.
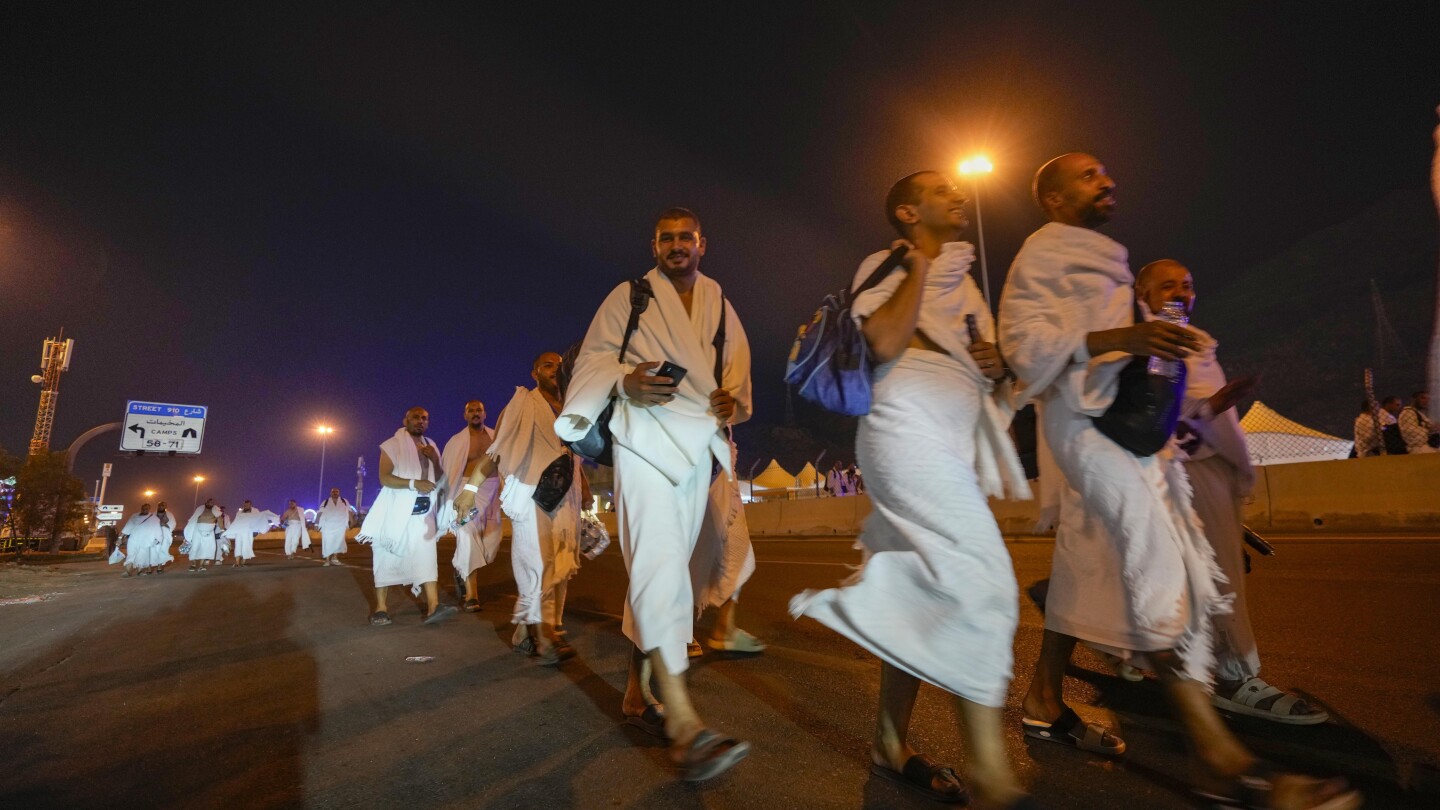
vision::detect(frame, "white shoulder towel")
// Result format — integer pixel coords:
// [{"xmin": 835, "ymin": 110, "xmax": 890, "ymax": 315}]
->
[
  {"xmin": 852, "ymin": 242, "xmax": 1030, "ymax": 501},
  {"xmin": 492, "ymin": 387, "xmax": 566, "ymax": 486},
  {"xmin": 556, "ymin": 268, "xmax": 752, "ymax": 484},
  {"xmin": 183, "ymin": 505, "xmax": 223, "ymax": 544},
  {"xmin": 357, "ymin": 428, "xmax": 440, "ymax": 557}
]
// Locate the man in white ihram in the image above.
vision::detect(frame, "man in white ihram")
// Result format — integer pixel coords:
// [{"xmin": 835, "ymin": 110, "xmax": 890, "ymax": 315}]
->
[
  {"xmin": 282, "ymin": 499, "xmax": 310, "ymax": 559},
  {"xmin": 119, "ymin": 502, "xmax": 169, "ymax": 577},
  {"xmin": 437, "ymin": 400, "xmax": 503, "ymax": 611},
  {"xmin": 792, "ymin": 171, "xmax": 1033, "ymax": 807},
  {"xmin": 1136, "ymin": 259, "xmax": 1329, "ymax": 726},
  {"xmin": 316, "ymin": 488, "xmax": 352, "ymax": 566},
  {"xmin": 358, "ymin": 407, "xmax": 457, "ymax": 627},
  {"xmin": 184, "ymin": 497, "xmax": 223, "ymax": 573},
  {"xmin": 454, "ymin": 352, "xmax": 588, "ymax": 664},
  {"xmin": 556, "ymin": 207, "xmax": 753, "ymax": 781},
  {"xmin": 1001, "ymin": 153, "xmax": 1357, "ymax": 809},
  {"xmin": 226, "ymin": 500, "xmax": 274, "ymax": 568}
]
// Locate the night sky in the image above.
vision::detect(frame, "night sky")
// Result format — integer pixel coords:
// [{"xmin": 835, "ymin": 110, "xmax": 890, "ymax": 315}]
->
[{"xmin": 2, "ymin": 2, "xmax": 1437, "ymax": 514}]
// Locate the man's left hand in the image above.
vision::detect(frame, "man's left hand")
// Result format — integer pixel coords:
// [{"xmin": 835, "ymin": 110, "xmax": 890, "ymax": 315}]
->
[
  {"xmin": 710, "ymin": 388, "xmax": 737, "ymax": 422},
  {"xmin": 968, "ymin": 341, "xmax": 1007, "ymax": 380}
]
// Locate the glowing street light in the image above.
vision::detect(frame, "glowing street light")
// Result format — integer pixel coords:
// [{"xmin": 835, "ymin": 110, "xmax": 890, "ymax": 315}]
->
[
  {"xmin": 958, "ymin": 155, "xmax": 995, "ymax": 310},
  {"xmin": 192, "ymin": 475, "xmax": 205, "ymax": 510},
  {"xmin": 315, "ymin": 425, "xmax": 335, "ymax": 509},
  {"xmin": 143, "ymin": 489, "xmax": 156, "ymax": 499}
]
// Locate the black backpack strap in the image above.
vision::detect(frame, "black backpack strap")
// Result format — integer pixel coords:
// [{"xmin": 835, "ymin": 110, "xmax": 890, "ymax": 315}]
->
[
  {"xmin": 618, "ymin": 278, "xmax": 653, "ymax": 362},
  {"xmin": 712, "ymin": 296, "xmax": 727, "ymax": 384}
]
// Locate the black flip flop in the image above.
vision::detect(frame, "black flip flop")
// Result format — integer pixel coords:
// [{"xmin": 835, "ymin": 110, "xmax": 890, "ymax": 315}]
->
[
  {"xmin": 623, "ymin": 704, "xmax": 668, "ymax": 739},
  {"xmin": 869, "ymin": 753, "xmax": 969, "ymax": 804},
  {"xmin": 462, "ymin": 599, "xmax": 481, "ymax": 613},
  {"xmin": 678, "ymin": 729, "xmax": 751, "ymax": 782},
  {"xmin": 1022, "ymin": 705, "xmax": 1126, "ymax": 757},
  {"xmin": 370, "ymin": 611, "xmax": 392, "ymax": 626}
]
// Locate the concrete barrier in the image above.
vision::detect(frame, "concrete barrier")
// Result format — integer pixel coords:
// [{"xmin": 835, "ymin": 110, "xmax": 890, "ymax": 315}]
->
[
  {"xmin": 1252, "ymin": 454, "xmax": 1440, "ymax": 531},
  {"xmin": 743, "ymin": 454, "xmax": 1440, "ymax": 537}
]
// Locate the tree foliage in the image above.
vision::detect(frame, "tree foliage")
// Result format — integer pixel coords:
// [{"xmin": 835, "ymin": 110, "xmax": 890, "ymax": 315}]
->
[{"xmin": 9, "ymin": 451, "xmax": 88, "ymax": 548}]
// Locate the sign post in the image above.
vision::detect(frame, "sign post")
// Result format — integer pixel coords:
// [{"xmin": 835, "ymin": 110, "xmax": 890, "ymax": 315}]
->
[{"xmin": 120, "ymin": 401, "xmax": 207, "ymax": 454}]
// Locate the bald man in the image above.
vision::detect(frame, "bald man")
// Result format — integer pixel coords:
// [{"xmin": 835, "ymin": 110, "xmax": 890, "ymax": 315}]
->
[
  {"xmin": 357, "ymin": 407, "xmax": 457, "ymax": 626},
  {"xmin": 455, "ymin": 352, "xmax": 589, "ymax": 663},
  {"xmin": 1000, "ymin": 154, "xmax": 1356, "ymax": 808},
  {"xmin": 1136, "ymin": 259, "xmax": 1327, "ymax": 725}
]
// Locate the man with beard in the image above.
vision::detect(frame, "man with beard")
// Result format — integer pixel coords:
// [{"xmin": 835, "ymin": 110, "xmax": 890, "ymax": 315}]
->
[
  {"xmin": 357, "ymin": 407, "xmax": 457, "ymax": 627},
  {"xmin": 438, "ymin": 400, "xmax": 503, "ymax": 610},
  {"xmin": 316, "ymin": 488, "xmax": 353, "ymax": 566},
  {"xmin": 792, "ymin": 172, "xmax": 1032, "ymax": 807},
  {"xmin": 1000, "ymin": 153, "xmax": 1358, "ymax": 809},
  {"xmin": 183, "ymin": 498, "xmax": 224, "ymax": 572},
  {"xmin": 1137, "ymin": 259, "xmax": 1329, "ymax": 726},
  {"xmin": 281, "ymin": 499, "xmax": 310, "ymax": 558},
  {"xmin": 455, "ymin": 353, "xmax": 588, "ymax": 662},
  {"xmin": 119, "ymin": 502, "xmax": 168, "ymax": 577},
  {"xmin": 556, "ymin": 208, "xmax": 753, "ymax": 781}
]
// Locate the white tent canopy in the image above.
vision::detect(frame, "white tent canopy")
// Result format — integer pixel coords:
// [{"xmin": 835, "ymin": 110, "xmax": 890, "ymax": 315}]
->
[{"xmin": 1239, "ymin": 400, "xmax": 1353, "ymax": 466}]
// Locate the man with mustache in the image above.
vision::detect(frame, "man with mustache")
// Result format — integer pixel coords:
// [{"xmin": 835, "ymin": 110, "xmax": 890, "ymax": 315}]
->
[
  {"xmin": 1136, "ymin": 259, "xmax": 1328, "ymax": 726},
  {"xmin": 556, "ymin": 208, "xmax": 754, "ymax": 781},
  {"xmin": 793, "ymin": 171, "xmax": 1034, "ymax": 807},
  {"xmin": 438, "ymin": 400, "xmax": 503, "ymax": 608},
  {"xmin": 358, "ymin": 407, "xmax": 457, "ymax": 626},
  {"xmin": 1000, "ymin": 154, "xmax": 1358, "ymax": 809}
]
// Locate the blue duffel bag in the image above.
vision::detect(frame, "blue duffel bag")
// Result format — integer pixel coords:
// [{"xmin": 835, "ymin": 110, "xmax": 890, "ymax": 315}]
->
[{"xmin": 784, "ymin": 246, "xmax": 908, "ymax": 416}]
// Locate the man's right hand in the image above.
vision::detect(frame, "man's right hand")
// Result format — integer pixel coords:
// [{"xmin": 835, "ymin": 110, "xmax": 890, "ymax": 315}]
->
[
  {"xmin": 622, "ymin": 361, "xmax": 677, "ymax": 405},
  {"xmin": 1106, "ymin": 321, "xmax": 1202, "ymax": 361},
  {"xmin": 891, "ymin": 239, "xmax": 927, "ymax": 274},
  {"xmin": 452, "ymin": 490, "xmax": 475, "ymax": 516},
  {"xmin": 413, "ymin": 479, "xmax": 437, "ymax": 494}
]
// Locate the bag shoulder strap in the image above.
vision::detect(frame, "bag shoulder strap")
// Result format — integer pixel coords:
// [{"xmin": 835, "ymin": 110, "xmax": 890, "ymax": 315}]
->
[
  {"xmin": 618, "ymin": 278, "xmax": 653, "ymax": 362},
  {"xmin": 713, "ymin": 296, "xmax": 728, "ymax": 384}
]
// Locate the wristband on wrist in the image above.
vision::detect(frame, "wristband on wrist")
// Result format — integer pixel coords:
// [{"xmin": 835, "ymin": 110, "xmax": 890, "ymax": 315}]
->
[
  {"xmin": 462, "ymin": 483, "xmax": 479, "ymax": 493},
  {"xmin": 407, "ymin": 479, "xmax": 416, "ymax": 492}
]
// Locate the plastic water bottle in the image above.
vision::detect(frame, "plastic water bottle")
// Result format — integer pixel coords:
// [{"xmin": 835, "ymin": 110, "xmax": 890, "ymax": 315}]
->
[{"xmin": 1146, "ymin": 300, "xmax": 1189, "ymax": 380}]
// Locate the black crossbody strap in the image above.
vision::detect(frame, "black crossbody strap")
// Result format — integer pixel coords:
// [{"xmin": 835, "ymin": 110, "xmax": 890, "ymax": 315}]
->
[
  {"xmin": 618, "ymin": 278, "xmax": 653, "ymax": 362},
  {"xmin": 713, "ymin": 297, "xmax": 727, "ymax": 384}
]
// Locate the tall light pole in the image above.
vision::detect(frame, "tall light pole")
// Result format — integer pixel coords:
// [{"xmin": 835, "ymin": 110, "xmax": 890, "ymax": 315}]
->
[
  {"xmin": 958, "ymin": 156, "xmax": 995, "ymax": 311},
  {"xmin": 192, "ymin": 475, "xmax": 205, "ymax": 511},
  {"xmin": 315, "ymin": 426, "xmax": 335, "ymax": 509}
]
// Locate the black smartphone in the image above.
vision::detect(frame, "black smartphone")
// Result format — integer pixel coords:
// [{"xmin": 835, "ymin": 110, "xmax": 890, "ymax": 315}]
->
[{"xmin": 654, "ymin": 360, "xmax": 688, "ymax": 387}]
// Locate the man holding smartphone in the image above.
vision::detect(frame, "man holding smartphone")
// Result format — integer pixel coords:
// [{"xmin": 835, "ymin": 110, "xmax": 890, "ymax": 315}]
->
[{"xmin": 556, "ymin": 207, "xmax": 753, "ymax": 781}]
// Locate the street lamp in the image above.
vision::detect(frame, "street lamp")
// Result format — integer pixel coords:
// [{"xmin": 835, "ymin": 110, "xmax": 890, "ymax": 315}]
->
[
  {"xmin": 192, "ymin": 475, "xmax": 205, "ymax": 510},
  {"xmin": 143, "ymin": 489, "xmax": 155, "ymax": 499},
  {"xmin": 315, "ymin": 425, "xmax": 335, "ymax": 509},
  {"xmin": 958, "ymin": 156, "xmax": 995, "ymax": 310}
]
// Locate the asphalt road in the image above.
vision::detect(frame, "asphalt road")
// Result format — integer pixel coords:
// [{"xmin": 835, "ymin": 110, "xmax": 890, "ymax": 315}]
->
[{"xmin": 1, "ymin": 533, "xmax": 1436, "ymax": 809}]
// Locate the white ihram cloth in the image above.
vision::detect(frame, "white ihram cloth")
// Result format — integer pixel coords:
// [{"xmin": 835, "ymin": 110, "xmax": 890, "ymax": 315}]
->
[
  {"xmin": 316, "ymin": 497, "xmax": 352, "ymax": 557},
  {"xmin": 282, "ymin": 507, "xmax": 310, "ymax": 555},
  {"xmin": 437, "ymin": 426, "xmax": 503, "ymax": 577},
  {"xmin": 1173, "ymin": 326, "xmax": 1261, "ymax": 681},
  {"xmin": 225, "ymin": 508, "xmax": 276, "ymax": 561},
  {"xmin": 998, "ymin": 221, "xmax": 1228, "ymax": 684},
  {"xmin": 493, "ymin": 387, "xmax": 582, "ymax": 625},
  {"xmin": 358, "ymin": 429, "xmax": 441, "ymax": 593},
  {"xmin": 791, "ymin": 244, "xmax": 1031, "ymax": 707},
  {"xmin": 121, "ymin": 512, "xmax": 172, "ymax": 569},
  {"xmin": 183, "ymin": 505, "xmax": 223, "ymax": 561},
  {"xmin": 557, "ymin": 268, "xmax": 752, "ymax": 674},
  {"xmin": 692, "ymin": 438, "xmax": 756, "ymax": 612}
]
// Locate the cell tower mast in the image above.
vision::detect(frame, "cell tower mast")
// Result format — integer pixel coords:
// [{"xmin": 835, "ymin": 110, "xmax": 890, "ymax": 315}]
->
[
  {"xmin": 29, "ymin": 332, "xmax": 76, "ymax": 457},
  {"xmin": 355, "ymin": 455, "xmax": 367, "ymax": 512}
]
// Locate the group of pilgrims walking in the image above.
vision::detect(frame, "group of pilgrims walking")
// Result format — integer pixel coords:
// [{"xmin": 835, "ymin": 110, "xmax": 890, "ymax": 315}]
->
[
  {"xmin": 114, "ymin": 492, "xmax": 354, "ymax": 575},
  {"xmin": 111, "ymin": 152, "xmax": 1360, "ymax": 809}
]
